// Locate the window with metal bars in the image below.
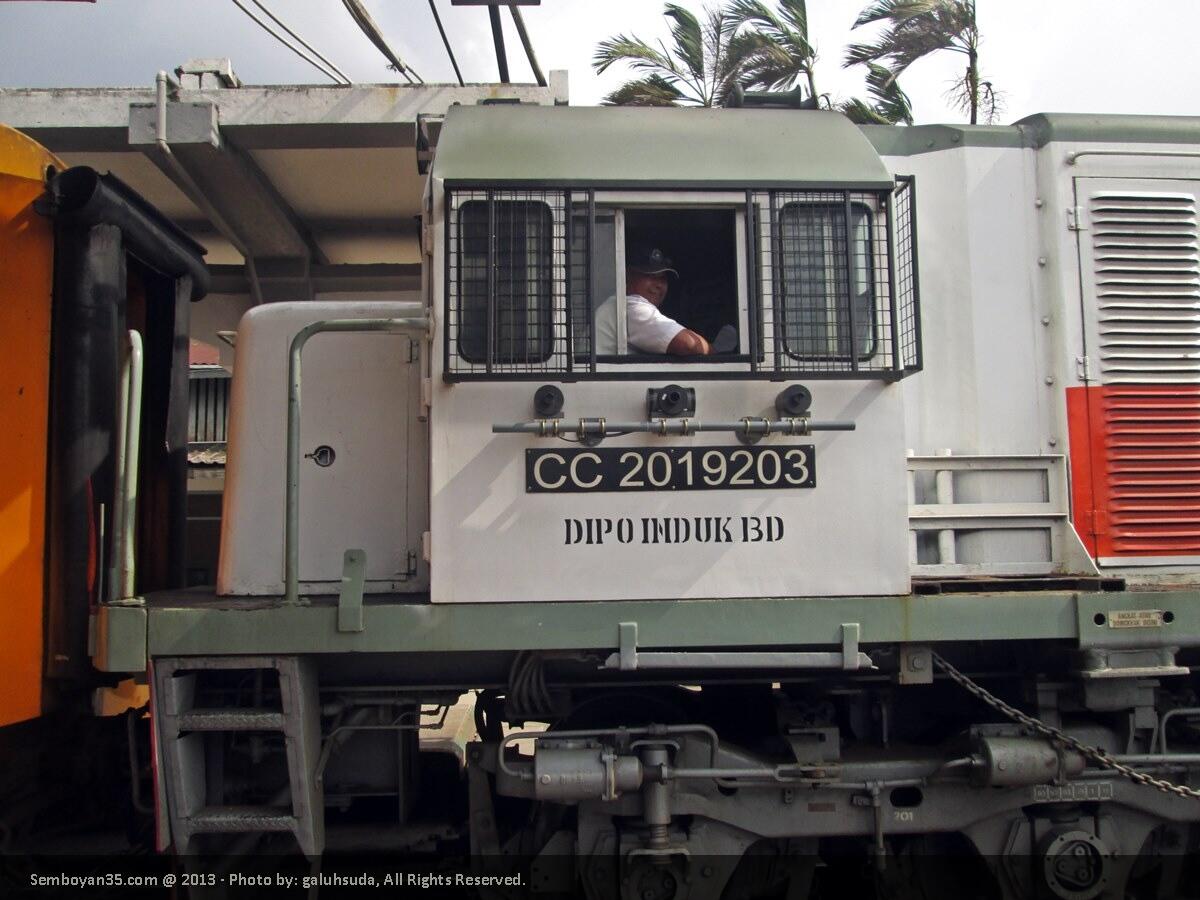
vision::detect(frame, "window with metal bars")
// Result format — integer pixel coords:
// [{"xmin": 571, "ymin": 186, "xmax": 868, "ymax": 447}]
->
[
  {"xmin": 456, "ymin": 198, "xmax": 555, "ymax": 365},
  {"xmin": 188, "ymin": 372, "xmax": 230, "ymax": 446},
  {"xmin": 443, "ymin": 180, "xmax": 920, "ymax": 380},
  {"xmin": 778, "ymin": 201, "xmax": 875, "ymax": 361}
]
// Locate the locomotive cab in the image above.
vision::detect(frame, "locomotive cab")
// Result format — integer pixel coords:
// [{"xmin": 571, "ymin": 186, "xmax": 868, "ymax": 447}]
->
[
  {"xmin": 219, "ymin": 105, "xmax": 921, "ymax": 605},
  {"xmin": 427, "ymin": 106, "xmax": 920, "ymax": 604}
]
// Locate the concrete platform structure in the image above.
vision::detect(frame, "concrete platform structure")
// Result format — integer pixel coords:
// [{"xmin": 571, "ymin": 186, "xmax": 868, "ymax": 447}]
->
[{"xmin": 0, "ymin": 60, "xmax": 568, "ymax": 348}]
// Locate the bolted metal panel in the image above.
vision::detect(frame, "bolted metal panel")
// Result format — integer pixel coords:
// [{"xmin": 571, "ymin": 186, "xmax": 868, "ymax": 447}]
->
[{"xmin": 1072, "ymin": 178, "xmax": 1200, "ymax": 563}]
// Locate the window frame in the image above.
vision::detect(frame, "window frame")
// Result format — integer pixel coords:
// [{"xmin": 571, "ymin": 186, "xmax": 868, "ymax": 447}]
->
[
  {"xmin": 585, "ymin": 195, "xmax": 752, "ymax": 369},
  {"xmin": 453, "ymin": 196, "xmax": 557, "ymax": 367},
  {"xmin": 776, "ymin": 197, "xmax": 879, "ymax": 364},
  {"xmin": 441, "ymin": 181, "xmax": 921, "ymax": 382}
]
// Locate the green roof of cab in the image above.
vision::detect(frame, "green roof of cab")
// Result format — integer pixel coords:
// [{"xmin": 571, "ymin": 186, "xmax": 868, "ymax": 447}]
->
[
  {"xmin": 861, "ymin": 112, "xmax": 1200, "ymax": 157},
  {"xmin": 432, "ymin": 104, "xmax": 894, "ymax": 189}
]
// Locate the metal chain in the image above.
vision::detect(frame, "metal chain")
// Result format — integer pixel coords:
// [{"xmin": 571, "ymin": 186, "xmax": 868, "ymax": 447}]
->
[{"xmin": 931, "ymin": 651, "xmax": 1200, "ymax": 801}]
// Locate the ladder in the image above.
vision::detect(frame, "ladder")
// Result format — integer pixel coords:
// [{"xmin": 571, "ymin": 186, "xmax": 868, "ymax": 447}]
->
[{"xmin": 154, "ymin": 656, "xmax": 323, "ymax": 856}]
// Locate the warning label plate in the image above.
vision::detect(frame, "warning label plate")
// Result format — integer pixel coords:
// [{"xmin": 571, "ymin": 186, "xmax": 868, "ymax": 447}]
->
[{"xmin": 1108, "ymin": 609, "xmax": 1164, "ymax": 629}]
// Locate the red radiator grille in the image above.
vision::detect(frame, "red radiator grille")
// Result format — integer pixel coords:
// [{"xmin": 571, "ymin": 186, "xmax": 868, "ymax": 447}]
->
[{"xmin": 1068, "ymin": 385, "xmax": 1200, "ymax": 557}]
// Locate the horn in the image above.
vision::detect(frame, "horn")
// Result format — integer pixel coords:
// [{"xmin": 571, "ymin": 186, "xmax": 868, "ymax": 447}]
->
[{"xmin": 726, "ymin": 84, "xmax": 818, "ymax": 110}]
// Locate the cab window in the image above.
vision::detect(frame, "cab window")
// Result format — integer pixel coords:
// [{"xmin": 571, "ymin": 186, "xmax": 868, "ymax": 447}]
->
[
  {"xmin": 457, "ymin": 199, "xmax": 554, "ymax": 365},
  {"xmin": 444, "ymin": 182, "xmax": 919, "ymax": 381},
  {"xmin": 778, "ymin": 202, "xmax": 875, "ymax": 360},
  {"xmin": 576, "ymin": 207, "xmax": 742, "ymax": 360}
]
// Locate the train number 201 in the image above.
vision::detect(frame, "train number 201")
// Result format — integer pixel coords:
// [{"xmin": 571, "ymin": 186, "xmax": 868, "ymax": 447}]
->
[{"xmin": 526, "ymin": 445, "xmax": 816, "ymax": 493}]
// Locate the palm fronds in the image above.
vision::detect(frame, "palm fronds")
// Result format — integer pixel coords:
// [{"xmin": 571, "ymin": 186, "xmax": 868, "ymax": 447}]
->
[
  {"xmin": 840, "ymin": 62, "xmax": 913, "ymax": 124},
  {"xmin": 844, "ymin": 0, "xmax": 992, "ymax": 124},
  {"xmin": 728, "ymin": 0, "xmax": 817, "ymax": 96},
  {"xmin": 594, "ymin": 2, "xmax": 759, "ymax": 107},
  {"xmin": 601, "ymin": 74, "xmax": 687, "ymax": 107}
]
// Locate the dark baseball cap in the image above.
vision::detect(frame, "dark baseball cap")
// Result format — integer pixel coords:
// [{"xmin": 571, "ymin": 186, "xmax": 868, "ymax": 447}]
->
[{"xmin": 627, "ymin": 247, "xmax": 678, "ymax": 277}]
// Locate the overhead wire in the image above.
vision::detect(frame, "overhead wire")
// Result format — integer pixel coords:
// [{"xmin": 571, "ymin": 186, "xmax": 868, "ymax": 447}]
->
[
  {"xmin": 247, "ymin": 0, "xmax": 353, "ymax": 85},
  {"xmin": 487, "ymin": 4, "xmax": 509, "ymax": 83},
  {"xmin": 340, "ymin": 0, "xmax": 423, "ymax": 84},
  {"xmin": 229, "ymin": 0, "xmax": 350, "ymax": 85},
  {"xmin": 427, "ymin": 0, "xmax": 464, "ymax": 87},
  {"xmin": 509, "ymin": 6, "xmax": 546, "ymax": 87}
]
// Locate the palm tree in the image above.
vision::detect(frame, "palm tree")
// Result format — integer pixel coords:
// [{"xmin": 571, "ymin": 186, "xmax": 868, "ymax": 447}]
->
[
  {"xmin": 593, "ymin": 3, "xmax": 767, "ymax": 107},
  {"xmin": 843, "ymin": 0, "xmax": 999, "ymax": 124},
  {"xmin": 840, "ymin": 62, "xmax": 913, "ymax": 124},
  {"xmin": 727, "ymin": 0, "xmax": 818, "ymax": 101}
]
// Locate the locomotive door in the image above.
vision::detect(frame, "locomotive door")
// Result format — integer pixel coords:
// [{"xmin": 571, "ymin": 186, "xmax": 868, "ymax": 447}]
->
[
  {"xmin": 1070, "ymin": 177, "xmax": 1200, "ymax": 566},
  {"xmin": 298, "ymin": 332, "xmax": 423, "ymax": 588}
]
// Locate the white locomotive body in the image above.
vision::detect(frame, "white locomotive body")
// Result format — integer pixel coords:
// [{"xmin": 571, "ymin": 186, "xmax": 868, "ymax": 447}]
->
[{"xmin": 164, "ymin": 106, "xmax": 1200, "ymax": 897}]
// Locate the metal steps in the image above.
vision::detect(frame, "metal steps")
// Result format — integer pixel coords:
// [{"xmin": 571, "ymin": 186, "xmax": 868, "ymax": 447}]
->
[
  {"xmin": 177, "ymin": 709, "xmax": 287, "ymax": 731},
  {"xmin": 155, "ymin": 656, "xmax": 324, "ymax": 855},
  {"xmin": 186, "ymin": 806, "xmax": 298, "ymax": 833}
]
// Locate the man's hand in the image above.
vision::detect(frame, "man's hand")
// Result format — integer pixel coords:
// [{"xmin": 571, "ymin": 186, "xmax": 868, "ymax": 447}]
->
[
  {"xmin": 711, "ymin": 324, "xmax": 738, "ymax": 353},
  {"xmin": 666, "ymin": 328, "xmax": 711, "ymax": 355}
]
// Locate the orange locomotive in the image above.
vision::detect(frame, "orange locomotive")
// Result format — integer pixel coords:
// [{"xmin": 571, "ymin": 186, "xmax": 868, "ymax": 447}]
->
[
  {"xmin": 0, "ymin": 125, "xmax": 59, "ymax": 729},
  {"xmin": 0, "ymin": 127, "xmax": 207, "ymax": 849}
]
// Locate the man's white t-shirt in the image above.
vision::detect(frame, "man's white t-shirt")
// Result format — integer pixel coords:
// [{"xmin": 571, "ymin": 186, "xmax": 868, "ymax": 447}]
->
[{"xmin": 594, "ymin": 293, "xmax": 684, "ymax": 354}]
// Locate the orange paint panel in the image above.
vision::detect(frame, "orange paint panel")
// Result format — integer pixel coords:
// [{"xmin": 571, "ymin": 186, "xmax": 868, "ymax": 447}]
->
[
  {"xmin": 1067, "ymin": 384, "xmax": 1200, "ymax": 561},
  {"xmin": 1065, "ymin": 386, "xmax": 1100, "ymax": 556},
  {"xmin": 0, "ymin": 126, "xmax": 59, "ymax": 727}
]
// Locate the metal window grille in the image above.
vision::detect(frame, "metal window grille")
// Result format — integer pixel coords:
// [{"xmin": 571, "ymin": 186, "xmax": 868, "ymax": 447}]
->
[
  {"xmin": 446, "ymin": 190, "xmax": 576, "ymax": 376},
  {"xmin": 569, "ymin": 195, "xmax": 601, "ymax": 367},
  {"xmin": 444, "ymin": 181, "xmax": 919, "ymax": 380},
  {"xmin": 751, "ymin": 184, "xmax": 918, "ymax": 378},
  {"xmin": 893, "ymin": 176, "xmax": 922, "ymax": 374},
  {"xmin": 188, "ymin": 372, "xmax": 230, "ymax": 447},
  {"xmin": 777, "ymin": 198, "xmax": 875, "ymax": 362}
]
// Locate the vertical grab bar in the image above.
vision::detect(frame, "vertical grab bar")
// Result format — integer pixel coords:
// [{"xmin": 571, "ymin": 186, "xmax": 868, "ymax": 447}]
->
[
  {"xmin": 109, "ymin": 329, "xmax": 144, "ymax": 602},
  {"xmin": 285, "ymin": 318, "xmax": 432, "ymax": 605}
]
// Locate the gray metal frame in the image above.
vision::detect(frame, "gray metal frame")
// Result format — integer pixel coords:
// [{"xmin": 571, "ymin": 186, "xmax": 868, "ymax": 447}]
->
[
  {"xmin": 154, "ymin": 656, "xmax": 323, "ymax": 855},
  {"xmin": 87, "ymin": 588, "xmax": 1200, "ymax": 665}
]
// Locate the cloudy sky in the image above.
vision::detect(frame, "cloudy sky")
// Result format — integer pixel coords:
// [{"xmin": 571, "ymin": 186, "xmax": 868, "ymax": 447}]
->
[{"xmin": 0, "ymin": 0, "xmax": 1194, "ymax": 125}]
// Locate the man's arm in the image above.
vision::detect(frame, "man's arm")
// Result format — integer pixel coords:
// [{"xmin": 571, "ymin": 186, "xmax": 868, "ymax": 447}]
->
[
  {"xmin": 627, "ymin": 295, "xmax": 710, "ymax": 355},
  {"xmin": 666, "ymin": 329, "xmax": 710, "ymax": 355}
]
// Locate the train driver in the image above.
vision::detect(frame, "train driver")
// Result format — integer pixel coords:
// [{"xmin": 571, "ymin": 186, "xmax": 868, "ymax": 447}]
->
[{"xmin": 594, "ymin": 247, "xmax": 712, "ymax": 356}]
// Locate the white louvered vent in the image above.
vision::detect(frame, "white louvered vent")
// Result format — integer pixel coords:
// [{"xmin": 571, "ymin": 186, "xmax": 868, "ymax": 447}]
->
[{"xmin": 1090, "ymin": 191, "xmax": 1200, "ymax": 383}]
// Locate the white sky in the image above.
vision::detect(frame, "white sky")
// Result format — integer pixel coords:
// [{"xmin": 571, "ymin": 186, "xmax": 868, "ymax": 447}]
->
[{"xmin": 0, "ymin": 0, "xmax": 1195, "ymax": 125}]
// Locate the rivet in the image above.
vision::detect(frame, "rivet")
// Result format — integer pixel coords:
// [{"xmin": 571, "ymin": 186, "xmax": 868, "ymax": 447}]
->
[
  {"xmin": 1048, "ymin": 438, "xmax": 1058, "ymax": 447},
  {"xmin": 1041, "ymin": 316, "xmax": 1051, "ymax": 326},
  {"xmin": 1037, "ymin": 257, "xmax": 1047, "ymax": 267},
  {"xmin": 1045, "ymin": 376, "xmax": 1055, "ymax": 385},
  {"xmin": 1035, "ymin": 198, "xmax": 1044, "ymax": 208},
  {"xmin": 539, "ymin": 774, "xmax": 552, "ymax": 785}
]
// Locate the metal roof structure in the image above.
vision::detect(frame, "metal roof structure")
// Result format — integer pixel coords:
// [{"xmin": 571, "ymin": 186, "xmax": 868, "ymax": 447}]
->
[
  {"xmin": 434, "ymin": 105, "xmax": 894, "ymax": 188},
  {"xmin": 0, "ymin": 61, "xmax": 567, "ymax": 319}
]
